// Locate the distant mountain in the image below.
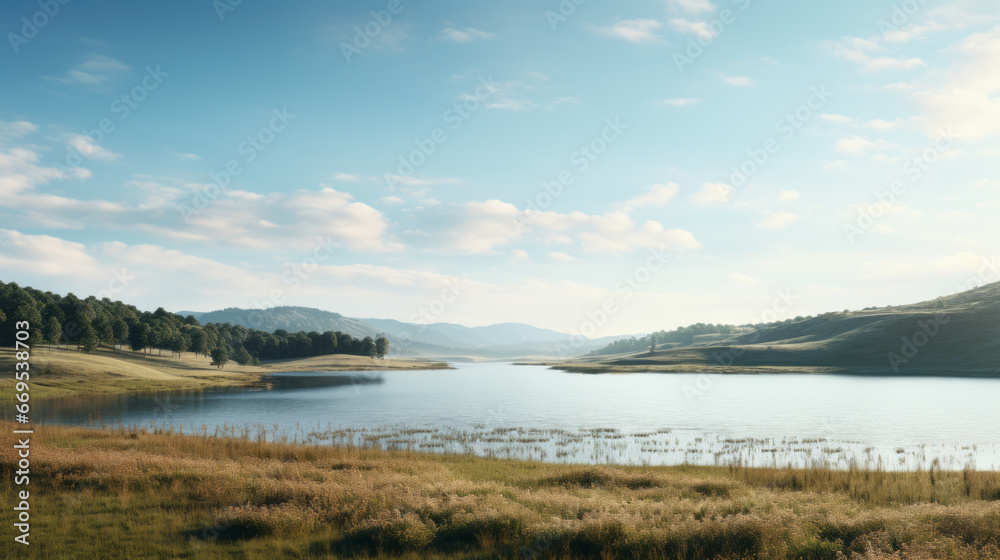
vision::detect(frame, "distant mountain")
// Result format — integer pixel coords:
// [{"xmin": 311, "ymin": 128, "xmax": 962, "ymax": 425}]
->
[
  {"xmin": 181, "ymin": 307, "xmax": 384, "ymax": 339},
  {"xmin": 357, "ymin": 318, "xmax": 574, "ymax": 348},
  {"xmin": 560, "ymin": 281, "xmax": 1000, "ymax": 375},
  {"xmin": 178, "ymin": 306, "xmax": 634, "ymax": 358}
]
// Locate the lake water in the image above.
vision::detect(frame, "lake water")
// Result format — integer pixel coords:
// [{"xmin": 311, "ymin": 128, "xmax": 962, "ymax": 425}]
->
[{"xmin": 31, "ymin": 362, "xmax": 1000, "ymax": 471}]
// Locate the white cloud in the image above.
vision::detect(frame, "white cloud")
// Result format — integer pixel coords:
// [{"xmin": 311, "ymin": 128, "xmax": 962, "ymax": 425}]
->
[
  {"xmin": 50, "ymin": 54, "xmax": 130, "ymax": 85},
  {"xmin": 834, "ymin": 135, "xmax": 894, "ymax": 155},
  {"xmin": 439, "ymin": 27, "xmax": 495, "ymax": 42},
  {"xmin": 728, "ymin": 273, "xmax": 757, "ymax": 285},
  {"xmin": 379, "ymin": 195, "xmax": 405, "ymax": 205},
  {"xmin": 819, "ymin": 113, "xmax": 858, "ymax": 124},
  {"xmin": 823, "ymin": 160, "xmax": 850, "ymax": 171},
  {"xmin": 68, "ymin": 133, "xmax": 122, "ymax": 162},
  {"xmin": 413, "ymin": 200, "xmax": 701, "ymax": 254},
  {"xmin": 509, "ymin": 249, "xmax": 529, "ymax": 261},
  {"xmin": 595, "ymin": 19, "xmax": 663, "ymax": 43},
  {"xmin": 0, "ymin": 229, "xmax": 103, "ymax": 278},
  {"xmin": 173, "ymin": 152, "xmax": 201, "ymax": 160},
  {"xmin": 666, "ymin": 0, "xmax": 716, "ymax": 14},
  {"xmin": 713, "ymin": 72, "xmax": 753, "ymax": 86},
  {"xmin": 668, "ymin": 18, "xmax": 714, "ymax": 40},
  {"xmin": 777, "ymin": 190, "xmax": 800, "ymax": 201},
  {"xmin": 656, "ymin": 97, "xmax": 701, "ymax": 107},
  {"xmin": 823, "ymin": 39, "xmax": 926, "ymax": 71},
  {"xmin": 914, "ymin": 25, "xmax": 1000, "ymax": 141},
  {"xmin": 689, "ymin": 182, "xmax": 733, "ymax": 204},
  {"xmin": 331, "ymin": 172, "xmax": 362, "ymax": 181},
  {"xmin": 385, "ymin": 174, "xmax": 464, "ymax": 186},
  {"xmin": 754, "ymin": 210, "xmax": 799, "ymax": 230},
  {"xmin": 937, "ymin": 211, "xmax": 974, "ymax": 220},
  {"xmin": 0, "ymin": 120, "xmax": 39, "ymax": 139},
  {"xmin": 469, "ymin": 77, "xmax": 577, "ymax": 112},
  {"xmin": 547, "ymin": 251, "xmax": 577, "ymax": 262},
  {"xmin": 618, "ymin": 183, "xmax": 680, "ymax": 210}
]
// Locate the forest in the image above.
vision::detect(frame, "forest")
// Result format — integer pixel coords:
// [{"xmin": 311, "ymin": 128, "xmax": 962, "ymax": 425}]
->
[{"xmin": 0, "ymin": 281, "xmax": 390, "ymax": 366}]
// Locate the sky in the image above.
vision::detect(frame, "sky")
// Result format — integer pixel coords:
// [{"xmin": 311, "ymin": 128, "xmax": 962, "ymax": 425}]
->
[{"xmin": 1, "ymin": 0, "xmax": 999, "ymax": 337}]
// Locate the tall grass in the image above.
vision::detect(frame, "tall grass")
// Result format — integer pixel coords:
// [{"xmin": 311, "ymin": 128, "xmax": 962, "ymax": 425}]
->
[{"xmin": 2, "ymin": 421, "xmax": 999, "ymax": 559}]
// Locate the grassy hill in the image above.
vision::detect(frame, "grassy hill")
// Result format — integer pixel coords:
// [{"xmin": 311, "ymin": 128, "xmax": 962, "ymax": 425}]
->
[
  {"xmin": 0, "ymin": 346, "xmax": 447, "ymax": 399},
  {"xmin": 553, "ymin": 281, "xmax": 1000, "ymax": 375},
  {"xmin": 181, "ymin": 306, "xmax": 385, "ymax": 338}
]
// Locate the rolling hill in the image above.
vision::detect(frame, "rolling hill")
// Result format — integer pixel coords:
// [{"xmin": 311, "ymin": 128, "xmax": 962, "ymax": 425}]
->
[
  {"xmin": 180, "ymin": 307, "xmax": 384, "ymax": 338},
  {"xmin": 555, "ymin": 281, "xmax": 1000, "ymax": 375},
  {"xmin": 178, "ymin": 306, "xmax": 632, "ymax": 358}
]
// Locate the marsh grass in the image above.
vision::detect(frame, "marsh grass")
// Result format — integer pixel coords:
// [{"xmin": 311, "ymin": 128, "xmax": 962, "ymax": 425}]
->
[{"xmin": 2, "ymin": 421, "xmax": 999, "ymax": 559}]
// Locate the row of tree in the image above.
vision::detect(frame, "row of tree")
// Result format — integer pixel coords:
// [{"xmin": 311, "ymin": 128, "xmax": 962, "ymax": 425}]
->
[{"xmin": 0, "ymin": 281, "xmax": 390, "ymax": 367}]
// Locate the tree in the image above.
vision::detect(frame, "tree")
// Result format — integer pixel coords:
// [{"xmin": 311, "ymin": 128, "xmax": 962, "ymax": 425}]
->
[
  {"xmin": 79, "ymin": 322, "xmax": 99, "ymax": 353},
  {"xmin": 210, "ymin": 347, "xmax": 229, "ymax": 369},
  {"xmin": 375, "ymin": 336, "xmax": 389, "ymax": 359},
  {"xmin": 112, "ymin": 319, "xmax": 129, "ymax": 351},
  {"xmin": 45, "ymin": 316, "xmax": 62, "ymax": 349},
  {"xmin": 361, "ymin": 336, "xmax": 377, "ymax": 359},
  {"xmin": 232, "ymin": 345, "xmax": 253, "ymax": 366},
  {"xmin": 130, "ymin": 323, "xmax": 150, "ymax": 353},
  {"xmin": 319, "ymin": 331, "xmax": 338, "ymax": 354},
  {"xmin": 29, "ymin": 327, "xmax": 44, "ymax": 348}
]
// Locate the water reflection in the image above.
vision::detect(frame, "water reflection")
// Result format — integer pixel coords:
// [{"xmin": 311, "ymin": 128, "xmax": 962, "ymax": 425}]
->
[{"xmin": 18, "ymin": 364, "xmax": 1000, "ymax": 471}]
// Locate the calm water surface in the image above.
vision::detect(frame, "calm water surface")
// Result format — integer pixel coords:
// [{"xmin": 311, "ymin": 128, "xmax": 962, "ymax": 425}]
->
[{"xmin": 33, "ymin": 362, "xmax": 1000, "ymax": 470}]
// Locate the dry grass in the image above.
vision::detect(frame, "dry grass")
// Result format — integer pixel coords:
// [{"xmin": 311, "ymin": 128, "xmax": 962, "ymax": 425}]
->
[
  {"xmin": 2, "ymin": 421, "xmax": 999, "ymax": 559},
  {"xmin": 0, "ymin": 346, "xmax": 447, "ymax": 400}
]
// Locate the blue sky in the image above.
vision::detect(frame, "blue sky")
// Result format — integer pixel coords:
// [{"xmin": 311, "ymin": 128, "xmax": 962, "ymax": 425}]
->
[{"xmin": 1, "ymin": 0, "xmax": 998, "ymax": 335}]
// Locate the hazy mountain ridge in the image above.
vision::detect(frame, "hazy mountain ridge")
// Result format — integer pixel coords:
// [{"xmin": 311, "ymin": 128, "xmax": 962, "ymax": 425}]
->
[
  {"xmin": 180, "ymin": 307, "xmax": 384, "ymax": 339},
  {"xmin": 562, "ymin": 281, "xmax": 1000, "ymax": 375},
  {"xmin": 178, "ymin": 306, "xmax": 631, "ymax": 357}
]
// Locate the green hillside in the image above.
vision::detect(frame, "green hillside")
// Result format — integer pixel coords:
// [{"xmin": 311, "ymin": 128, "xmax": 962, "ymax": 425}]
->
[{"xmin": 556, "ymin": 281, "xmax": 1000, "ymax": 375}]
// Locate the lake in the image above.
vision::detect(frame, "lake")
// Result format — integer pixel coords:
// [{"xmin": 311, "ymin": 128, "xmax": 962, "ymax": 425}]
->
[{"xmin": 31, "ymin": 362, "xmax": 1000, "ymax": 470}]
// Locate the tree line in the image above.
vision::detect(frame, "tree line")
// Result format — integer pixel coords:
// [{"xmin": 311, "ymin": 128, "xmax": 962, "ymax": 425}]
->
[{"xmin": 0, "ymin": 281, "xmax": 390, "ymax": 367}]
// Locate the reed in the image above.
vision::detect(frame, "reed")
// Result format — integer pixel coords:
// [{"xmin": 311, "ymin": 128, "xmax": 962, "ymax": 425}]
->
[{"xmin": 2, "ymin": 421, "xmax": 999, "ymax": 559}]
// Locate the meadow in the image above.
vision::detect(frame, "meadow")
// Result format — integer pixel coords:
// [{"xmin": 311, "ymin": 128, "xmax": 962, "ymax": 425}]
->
[
  {"xmin": 0, "ymin": 346, "xmax": 447, "ymax": 400},
  {"xmin": 2, "ymin": 421, "xmax": 1000, "ymax": 559}
]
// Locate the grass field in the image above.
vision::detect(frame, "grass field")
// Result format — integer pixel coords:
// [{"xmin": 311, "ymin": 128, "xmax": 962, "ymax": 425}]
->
[
  {"xmin": 2, "ymin": 421, "xmax": 999, "ymax": 559},
  {"xmin": 0, "ymin": 346, "xmax": 448, "ymax": 400}
]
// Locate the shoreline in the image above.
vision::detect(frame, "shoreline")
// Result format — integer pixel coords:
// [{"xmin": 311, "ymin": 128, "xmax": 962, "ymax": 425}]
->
[
  {"xmin": 520, "ymin": 360, "xmax": 1000, "ymax": 377},
  {"xmin": 0, "ymin": 346, "xmax": 451, "ymax": 400}
]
